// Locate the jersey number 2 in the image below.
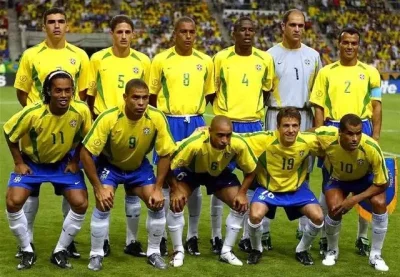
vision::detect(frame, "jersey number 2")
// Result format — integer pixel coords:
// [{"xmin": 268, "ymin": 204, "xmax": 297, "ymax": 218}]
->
[{"xmin": 344, "ymin": 81, "xmax": 351, "ymax": 93}]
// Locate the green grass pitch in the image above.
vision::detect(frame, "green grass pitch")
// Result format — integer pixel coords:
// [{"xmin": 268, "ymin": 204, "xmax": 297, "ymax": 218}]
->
[{"xmin": 0, "ymin": 87, "xmax": 399, "ymax": 277}]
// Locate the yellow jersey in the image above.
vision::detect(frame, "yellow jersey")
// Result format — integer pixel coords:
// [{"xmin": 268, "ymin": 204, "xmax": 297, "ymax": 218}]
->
[
  {"xmin": 149, "ymin": 47, "xmax": 214, "ymax": 115},
  {"xmin": 213, "ymin": 46, "xmax": 274, "ymax": 121},
  {"xmin": 243, "ymin": 131, "xmax": 322, "ymax": 192},
  {"xmin": 14, "ymin": 41, "xmax": 90, "ymax": 104},
  {"xmin": 309, "ymin": 60, "xmax": 381, "ymax": 120},
  {"xmin": 3, "ymin": 101, "xmax": 92, "ymax": 163},
  {"xmin": 316, "ymin": 126, "xmax": 388, "ymax": 185},
  {"xmin": 87, "ymin": 47, "xmax": 151, "ymax": 115},
  {"xmin": 83, "ymin": 105, "xmax": 175, "ymax": 171},
  {"xmin": 170, "ymin": 130, "xmax": 257, "ymax": 175}
]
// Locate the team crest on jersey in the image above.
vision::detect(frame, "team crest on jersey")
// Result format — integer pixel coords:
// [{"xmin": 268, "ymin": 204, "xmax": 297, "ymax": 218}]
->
[
  {"xmin": 94, "ymin": 139, "xmax": 101, "ymax": 146},
  {"xmin": 359, "ymin": 74, "xmax": 365, "ymax": 80},
  {"xmin": 357, "ymin": 159, "xmax": 365, "ymax": 165},
  {"xmin": 70, "ymin": 120, "xmax": 77, "ymax": 127},
  {"xmin": 70, "ymin": 58, "xmax": 76, "ymax": 65},
  {"xmin": 19, "ymin": 75, "xmax": 27, "ymax": 82},
  {"xmin": 255, "ymin": 64, "xmax": 262, "ymax": 71},
  {"xmin": 299, "ymin": 150, "xmax": 305, "ymax": 157},
  {"xmin": 143, "ymin": 127, "xmax": 151, "ymax": 135},
  {"xmin": 133, "ymin": 67, "xmax": 139, "ymax": 74},
  {"xmin": 224, "ymin": 152, "xmax": 231, "ymax": 159},
  {"xmin": 304, "ymin": 59, "xmax": 311, "ymax": 65},
  {"xmin": 13, "ymin": 175, "xmax": 22, "ymax": 183},
  {"xmin": 178, "ymin": 159, "xmax": 185, "ymax": 167},
  {"xmin": 196, "ymin": 64, "xmax": 202, "ymax": 71}
]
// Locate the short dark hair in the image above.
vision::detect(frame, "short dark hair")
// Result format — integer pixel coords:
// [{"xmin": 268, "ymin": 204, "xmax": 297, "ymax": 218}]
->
[
  {"xmin": 233, "ymin": 16, "xmax": 254, "ymax": 32},
  {"xmin": 339, "ymin": 114, "xmax": 362, "ymax": 132},
  {"xmin": 174, "ymin": 16, "xmax": 196, "ymax": 31},
  {"xmin": 125, "ymin": 79, "xmax": 149, "ymax": 95},
  {"xmin": 282, "ymin": 9, "xmax": 305, "ymax": 24},
  {"xmin": 42, "ymin": 70, "xmax": 74, "ymax": 104},
  {"xmin": 110, "ymin": 15, "xmax": 134, "ymax": 32},
  {"xmin": 43, "ymin": 7, "xmax": 67, "ymax": 24},
  {"xmin": 277, "ymin": 107, "xmax": 301, "ymax": 127},
  {"xmin": 338, "ymin": 27, "xmax": 361, "ymax": 43}
]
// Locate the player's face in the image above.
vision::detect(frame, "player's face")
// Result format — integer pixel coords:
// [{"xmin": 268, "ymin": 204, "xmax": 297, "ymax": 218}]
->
[
  {"xmin": 339, "ymin": 123, "xmax": 362, "ymax": 151},
  {"xmin": 43, "ymin": 13, "xmax": 68, "ymax": 40},
  {"xmin": 339, "ymin": 33, "xmax": 359, "ymax": 62},
  {"xmin": 174, "ymin": 21, "xmax": 196, "ymax": 51},
  {"xmin": 234, "ymin": 20, "xmax": 255, "ymax": 48},
  {"xmin": 282, "ymin": 12, "xmax": 305, "ymax": 43},
  {"xmin": 124, "ymin": 87, "xmax": 149, "ymax": 119},
  {"xmin": 49, "ymin": 78, "xmax": 73, "ymax": 111},
  {"xmin": 111, "ymin": 22, "xmax": 134, "ymax": 49},
  {"xmin": 278, "ymin": 117, "xmax": 300, "ymax": 145},
  {"xmin": 210, "ymin": 124, "xmax": 232, "ymax": 150}
]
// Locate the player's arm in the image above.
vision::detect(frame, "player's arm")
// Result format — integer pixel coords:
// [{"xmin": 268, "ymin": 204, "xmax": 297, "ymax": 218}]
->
[
  {"xmin": 149, "ymin": 55, "xmax": 162, "ymax": 107},
  {"xmin": 77, "ymin": 50, "xmax": 90, "ymax": 101},
  {"xmin": 371, "ymin": 100, "xmax": 382, "ymax": 141},
  {"xmin": 16, "ymin": 89, "xmax": 29, "ymax": 107},
  {"xmin": 204, "ymin": 56, "xmax": 216, "ymax": 105},
  {"xmin": 14, "ymin": 53, "xmax": 33, "ymax": 107},
  {"xmin": 86, "ymin": 54, "xmax": 99, "ymax": 117},
  {"xmin": 309, "ymin": 69, "xmax": 327, "ymax": 127}
]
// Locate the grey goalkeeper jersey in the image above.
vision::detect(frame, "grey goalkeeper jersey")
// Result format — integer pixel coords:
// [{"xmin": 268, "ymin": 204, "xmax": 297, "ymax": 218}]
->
[{"xmin": 266, "ymin": 43, "xmax": 321, "ymax": 108}]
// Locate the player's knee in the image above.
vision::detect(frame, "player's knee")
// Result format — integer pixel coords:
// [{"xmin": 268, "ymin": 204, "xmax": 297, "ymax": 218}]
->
[
  {"xmin": 249, "ymin": 209, "xmax": 263, "ymax": 225},
  {"xmin": 309, "ymin": 210, "xmax": 324, "ymax": 226},
  {"xmin": 68, "ymin": 192, "xmax": 88, "ymax": 214},
  {"xmin": 6, "ymin": 193, "xmax": 25, "ymax": 212},
  {"xmin": 370, "ymin": 194, "xmax": 386, "ymax": 212}
]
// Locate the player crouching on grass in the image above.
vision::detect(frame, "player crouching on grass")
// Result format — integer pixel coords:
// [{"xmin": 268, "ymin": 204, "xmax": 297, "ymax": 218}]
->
[
  {"xmin": 4, "ymin": 70, "xmax": 91, "ymax": 270},
  {"xmin": 80, "ymin": 79, "xmax": 175, "ymax": 270},
  {"xmin": 167, "ymin": 115, "xmax": 257, "ymax": 267}
]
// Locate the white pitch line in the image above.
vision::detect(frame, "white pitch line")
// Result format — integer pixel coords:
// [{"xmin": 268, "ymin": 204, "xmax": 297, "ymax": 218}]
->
[
  {"xmin": 383, "ymin": 151, "xmax": 400, "ymax": 158},
  {"xmin": 382, "ymin": 130, "xmax": 400, "ymax": 133}
]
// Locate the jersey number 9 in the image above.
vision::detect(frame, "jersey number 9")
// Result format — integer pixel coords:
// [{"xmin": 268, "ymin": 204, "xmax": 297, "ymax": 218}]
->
[{"xmin": 129, "ymin": 136, "xmax": 136, "ymax": 149}]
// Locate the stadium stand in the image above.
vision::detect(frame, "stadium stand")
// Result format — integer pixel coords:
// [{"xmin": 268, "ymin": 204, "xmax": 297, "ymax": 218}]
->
[
  {"xmin": 120, "ymin": 0, "xmax": 227, "ymax": 58},
  {"xmin": 312, "ymin": 0, "xmax": 400, "ymax": 71},
  {"xmin": 0, "ymin": 0, "xmax": 9, "ymax": 60}
]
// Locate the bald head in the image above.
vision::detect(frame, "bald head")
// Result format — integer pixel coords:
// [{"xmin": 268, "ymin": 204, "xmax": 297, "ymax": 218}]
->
[
  {"xmin": 210, "ymin": 116, "xmax": 232, "ymax": 150},
  {"xmin": 210, "ymin": 115, "xmax": 232, "ymax": 131}
]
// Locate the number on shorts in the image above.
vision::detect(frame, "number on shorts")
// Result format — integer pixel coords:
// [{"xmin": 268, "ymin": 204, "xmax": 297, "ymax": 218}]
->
[
  {"xmin": 176, "ymin": 172, "xmax": 187, "ymax": 181},
  {"xmin": 261, "ymin": 189, "xmax": 275, "ymax": 199}
]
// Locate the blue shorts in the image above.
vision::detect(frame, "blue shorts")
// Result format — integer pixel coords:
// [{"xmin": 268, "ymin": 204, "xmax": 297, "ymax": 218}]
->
[
  {"xmin": 152, "ymin": 115, "xmax": 205, "ymax": 164},
  {"xmin": 318, "ymin": 119, "xmax": 372, "ymax": 168},
  {"xmin": 251, "ymin": 182, "xmax": 319, "ymax": 221},
  {"xmin": 97, "ymin": 157, "xmax": 155, "ymax": 190},
  {"xmin": 324, "ymin": 173, "xmax": 374, "ymax": 195},
  {"xmin": 8, "ymin": 156, "xmax": 87, "ymax": 193},
  {"xmin": 172, "ymin": 167, "xmax": 240, "ymax": 195}
]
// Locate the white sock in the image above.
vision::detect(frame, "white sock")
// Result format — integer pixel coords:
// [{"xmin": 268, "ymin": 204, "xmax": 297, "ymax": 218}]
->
[
  {"xmin": 54, "ymin": 210, "xmax": 86, "ymax": 253},
  {"xmin": 147, "ymin": 209, "xmax": 166, "ymax": 256},
  {"xmin": 167, "ymin": 211, "xmax": 185, "ymax": 253},
  {"xmin": 357, "ymin": 215, "xmax": 369, "ymax": 239},
  {"xmin": 221, "ymin": 209, "xmax": 244, "ymax": 254},
  {"xmin": 187, "ymin": 187, "xmax": 202, "ymax": 240},
  {"xmin": 325, "ymin": 215, "xmax": 341, "ymax": 253},
  {"xmin": 90, "ymin": 208, "xmax": 110, "ymax": 257},
  {"xmin": 7, "ymin": 209, "xmax": 32, "ymax": 252},
  {"xmin": 23, "ymin": 196, "xmax": 39, "ymax": 242},
  {"xmin": 210, "ymin": 194, "xmax": 223, "ymax": 240},
  {"xmin": 296, "ymin": 219, "xmax": 324, "ymax": 252},
  {"xmin": 241, "ymin": 190, "xmax": 254, "ymax": 239},
  {"xmin": 248, "ymin": 219, "xmax": 263, "ymax": 252},
  {"xmin": 262, "ymin": 217, "xmax": 270, "ymax": 233},
  {"xmin": 162, "ymin": 188, "xmax": 170, "ymax": 239},
  {"xmin": 370, "ymin": 212, "xmax": 388, "ymax": 258},
  {"xmin": 125, "ymin": 195, "xmax": 141, "ymax": 245},
  {"xmin": 319, "ymin": 192, "xmax": 328, "ymax": 238},
  {"xmin": 298, "ymin": 216, "xmax": 308, "ymax": 232},
  {"xmin": 62, "ymin": 196, "xmax": 70, "ymax": 219}
]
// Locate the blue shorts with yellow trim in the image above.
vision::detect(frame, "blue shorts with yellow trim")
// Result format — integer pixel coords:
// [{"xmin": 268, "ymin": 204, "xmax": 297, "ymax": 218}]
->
[
  {"xmin": 97, "ymin": 157, "xmax": 155, "ymax": 190},
  {"xmin": 8, "ymin": 155, "xmax": 86, "ymax": 193},
  {"xmin": 153, "ymin": 115, "xmax": 205, "ymax": 164},
  {"xmin": 324, "ymin": 173, "xmax": 374, "ymax": 195},
  {"xmin": 251, "ymin": 182, "xmax": 319, "ymax": 221},
  {"xmin": 172, "ymin": 167, "xmax": 240, "ymax": 195}
]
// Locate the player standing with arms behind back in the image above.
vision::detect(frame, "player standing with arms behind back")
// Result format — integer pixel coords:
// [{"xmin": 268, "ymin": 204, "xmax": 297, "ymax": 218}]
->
[
  {"xmin": 266, "ymin": 9, "xmax": 322, "ymax": 247},
  {"xmin": 149, "ymin": 16, "xmax": 214, "ymax": 257},
  {"xmin": 310, "ymin": 27, "xmax": 383, "ymax": 256},
  {"xmin": 212, "ymin": 16, "xmax": 274, "ymax": 254},
  {"xmin": 13, "ymin": 7, "xmax": 90, "ymax": 259},
  {"xmin": 86, "ymin": 14, "xmax": 151, "ymax": 257}
]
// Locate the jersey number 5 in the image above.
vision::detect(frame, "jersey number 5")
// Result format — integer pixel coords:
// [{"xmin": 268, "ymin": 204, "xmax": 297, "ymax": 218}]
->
[{"xmin": 118, "ymin": 74, "xmax": 125, "ymax": 88}]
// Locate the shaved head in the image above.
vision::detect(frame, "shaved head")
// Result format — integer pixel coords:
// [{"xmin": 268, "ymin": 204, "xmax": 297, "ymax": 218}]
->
[{"xmin": 210, "ymin": 115, "xmax": 232, "ymax": 131}]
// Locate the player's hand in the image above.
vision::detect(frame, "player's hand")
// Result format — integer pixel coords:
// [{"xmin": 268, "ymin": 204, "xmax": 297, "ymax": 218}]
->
[
  {"xmin": 14, "ymin": 163, "xmax": 32, "ymax": 175},
  {"xmin": 95, "ymin": 187, "xmax": 114, "ymax": 211},
  {"xmin": 372, "ymin": 135, "xmax": 380, "ymax": 142},
  {"xmin": 194, "ymin": 126, "xmax": 208, "ymax": 133},
  {"xmin": 170, "ymin": 188, "xmax": 187, "ymax": 213},
  {"xmin": 333, "ymin": 196, "xmax": 358, "ymax": 217},
  {"xmin": 233, "ymin": 192, "xmax": 248, "ymax": 214},
  {"xmin": 149, "ymin": 187, "xmax": 165, "ymax": 210},
  {"xmin": 65, "ymin": 160, "xmax": 80, "ymax": 174}
]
